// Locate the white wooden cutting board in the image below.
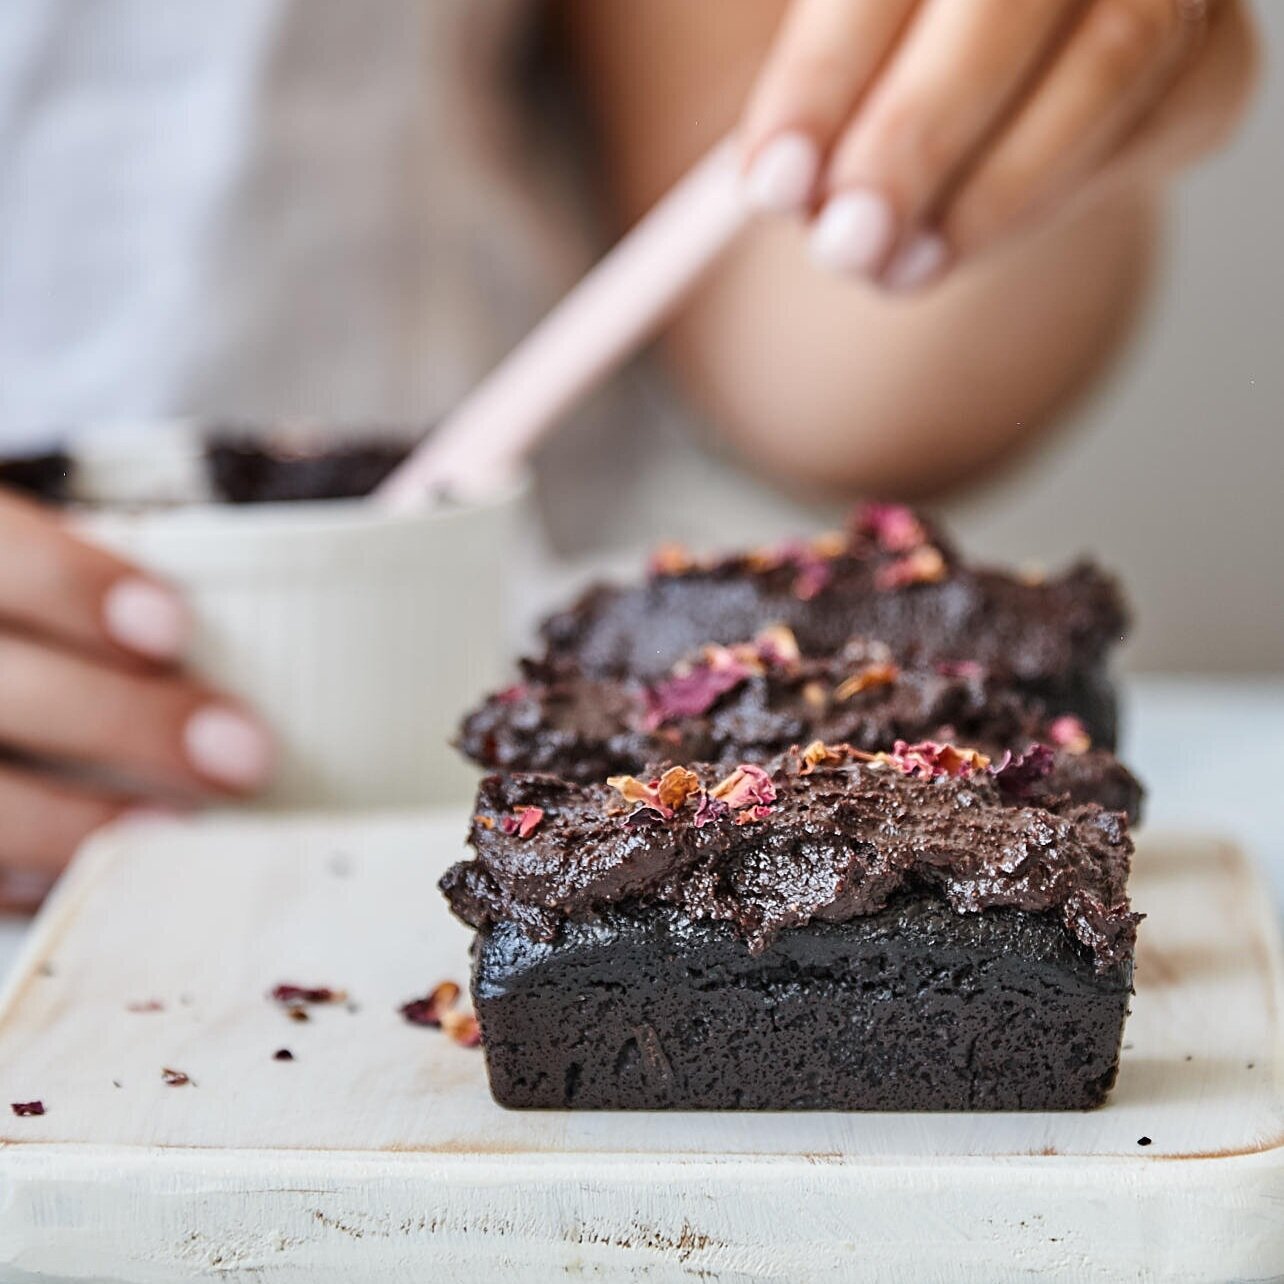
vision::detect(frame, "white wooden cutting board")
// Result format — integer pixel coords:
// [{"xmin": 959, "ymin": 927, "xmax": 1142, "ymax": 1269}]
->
[{"xmin": 0, "ymin": 812, "xmax": 1279, "ymax": 1283}]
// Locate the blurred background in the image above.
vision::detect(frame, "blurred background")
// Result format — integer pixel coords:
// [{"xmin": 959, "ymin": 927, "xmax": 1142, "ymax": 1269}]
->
[
  {"xmin": 950, "ymin": 2, "xmax": 1282, "ymax": 675},
  {"xmin": 0, "ymin": 0, "xmax": 1278, "ymax": 674}
]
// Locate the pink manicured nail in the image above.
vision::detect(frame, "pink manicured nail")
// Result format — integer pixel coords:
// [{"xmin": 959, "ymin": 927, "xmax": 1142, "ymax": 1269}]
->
[
  {"xmin": 810, "ymin": 189, "xmax": 897, "ymax": 276},
  {"xmin": 103, "ymin": 578, "xmax": 189, "ymax": 660},
  {"xmin": 744, "ymin": 132, "xmax": 821, "ymax": 214},
  {"xmin": 183, "ymin": 707, "xmax": 275, "ymax": 791},
  {"xmin": 1, "ymin": 869, "xmax": 54, "ymax": 903},
  {"xmin": 882, "ymin": 232, "xmax": 949, "ymax": 292}
]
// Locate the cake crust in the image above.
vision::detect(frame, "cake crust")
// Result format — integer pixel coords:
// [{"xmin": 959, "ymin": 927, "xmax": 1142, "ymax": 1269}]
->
[{"xmin": 474, "ymin": 898, "xmax": 1132, "ymax": 1111}]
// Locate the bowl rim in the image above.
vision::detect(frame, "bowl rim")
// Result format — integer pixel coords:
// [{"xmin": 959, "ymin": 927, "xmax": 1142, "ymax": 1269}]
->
[{"xmin": 72, "ymin": 468, "xmax": 531, "ymax": 538}]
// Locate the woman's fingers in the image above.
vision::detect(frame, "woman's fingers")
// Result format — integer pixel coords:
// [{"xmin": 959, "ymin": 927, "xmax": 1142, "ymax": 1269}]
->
[
  {"xmin": 0, "ymin": 761, "xmax": 130, "ymax": 875},
  {"xmin": 940, "ymin": 0, "xmax": 1212, "ymax": 260},
  {"xmin": 741, "ymin": 0, "xmax": 918, "ymax": 213},
  {"xmin": 740, "ymin": 0, "xmax": 1250, "ymax": 288},
  {"xmin": 0, "ymin": 490, "xmax": 189, "ymax": 662},
  {"xmin": 1095, "ymin": 0, "xmax": 1257, "ymax": 185},
  {"xmin": 0, "ymin": 633, "xmax": 274, "ymax": 797},
  {"xmin": 814, "ymin": 0, "xmax": 1080, "ymax": 281}
]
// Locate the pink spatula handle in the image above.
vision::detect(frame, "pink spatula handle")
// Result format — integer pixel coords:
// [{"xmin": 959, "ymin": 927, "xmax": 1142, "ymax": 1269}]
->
[{"xmin": 377, "ymin": 136, "xmax": 747, "ymax": 510}]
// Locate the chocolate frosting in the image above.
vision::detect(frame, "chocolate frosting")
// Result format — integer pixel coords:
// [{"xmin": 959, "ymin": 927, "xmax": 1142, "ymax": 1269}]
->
[
  {"xmin": 457, "ymin": 642, "xmax": 1144, "ymax": 822},
  {"xmin": 441, "ymin": 753, "xmax": 1140, "ymax": 973},
  {"xmin": 540, "ymin": 533, "xmax": 1127, "ymax": 690}
]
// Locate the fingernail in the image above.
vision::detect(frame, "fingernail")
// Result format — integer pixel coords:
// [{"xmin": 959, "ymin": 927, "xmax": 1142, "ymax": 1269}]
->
[
  {"xmin": 744, "ymin": 132, "xmax": 820, "ymax": 214},
  {"xmin": 882, "ymin": 232, "xmax": 949, "ymax": 292},
  {"xmin": 103, "ymin": 578, "xmax": 189, "ymax": 660},
  {"xmin": 2, "ymin": 869, "xmax": 54, "ymax": 902},
  {"xmin": 810, "ymin": 189, "xmax": 897, "ymax": 276},
  {"xmin": 183, "ymin": 707, "xmax": 275, "ymax": 791}
]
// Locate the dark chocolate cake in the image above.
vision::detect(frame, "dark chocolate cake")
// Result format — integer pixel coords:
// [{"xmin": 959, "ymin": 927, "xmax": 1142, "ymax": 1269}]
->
[
  {"xmin": 539, "ymin": 505, "xmax": 1127, "ymax": 746},
  {"xmin": 442, "ymin": 743, "xmax": 1140, "ymax": 1111},
  {"xmin": 458, "ymin": 629, "xmax": 1143, "ymax": 822}
]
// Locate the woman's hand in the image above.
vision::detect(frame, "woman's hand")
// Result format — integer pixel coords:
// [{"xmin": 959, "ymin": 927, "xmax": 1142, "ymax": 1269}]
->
[
  {"xmin": 741, "ymin": 0, "xmax": 1257, "ymax": 288},
  {"xmin": 0, "ymin": 490, "xmax": 274, "ymax": 906}
]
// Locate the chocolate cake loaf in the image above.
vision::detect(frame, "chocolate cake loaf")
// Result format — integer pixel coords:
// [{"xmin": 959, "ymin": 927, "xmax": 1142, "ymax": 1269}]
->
[
  {"xmin": 458, "ymin": 628, "xmax": 1143, "ymax": 822},
  {"xmin": 539, "ymin": 505, "xmax": 1127, "ymax": 747},
  {"xmin": 442, "ymin": 743, "xmax": 1140, "ymax": 1111}
]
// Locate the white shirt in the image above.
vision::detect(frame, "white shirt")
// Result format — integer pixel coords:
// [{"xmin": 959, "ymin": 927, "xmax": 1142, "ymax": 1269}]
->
[{"xmin": 0, "ymin": 0, "xmax": 578, "ymax": 446}]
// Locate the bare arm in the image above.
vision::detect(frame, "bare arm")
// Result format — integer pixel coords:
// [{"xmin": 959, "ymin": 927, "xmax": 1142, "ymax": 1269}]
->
[{"xmin": 557, "ymin": 0, "xmax": 1255, "ymax": 498}]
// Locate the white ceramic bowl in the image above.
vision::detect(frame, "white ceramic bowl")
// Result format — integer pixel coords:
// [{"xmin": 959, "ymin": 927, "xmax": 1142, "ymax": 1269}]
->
[{"xmin": 77, "ymin": 480, "xmax": 527, "ymax": 810}]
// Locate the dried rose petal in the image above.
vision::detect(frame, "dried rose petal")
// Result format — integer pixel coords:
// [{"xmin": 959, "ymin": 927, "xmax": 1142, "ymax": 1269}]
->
[
  {"xmin": 643, "ymin": 661, "xmax": 750, "ymax": 729},
  {"xmin": 270, "ymin": 984, "xmax": 346, "ymax": 1005},
  {"xmin": 801, "ymin": 680, "xmax": 828, "ymax": 711},
  {"xmin": 851, "ymin": 502, "xmax": 928, "ymax": 552},
  {"xmin": 754, "ymin": 624, "xmax": 802, "ymax": 668},
  {"xmin": 287, "ymin": 1006, "xmax": 310, "ymax": 1023},
  {"xmin": 880, "ymin": 740, "xmax": 990, "ymax": 780},
  {"xmin": 493, "ymin": 683, "xmax": 528, "ymax": 705},
  {"xmin": 657, "ymin": 766, "xmax": 701, "ymax": 812},
  {"xmin": 273, "ymin": 1048, "xmax": 294, "ymax": 1062},
  {"xmin": 711, "ymin": 763, "xmax": 777, "ymax": 811},
  {"xmin": 643, "ymin": 627, "xmax": 805, "ymax": 730},
  {"xmin": 745, "ymin": 545, "xmax": 785, "ymax": 573},
  {"xmin": 703, "ymin": 643, "xmax": 756, "ymax": 675},
  {"xmin": 474, "ymin": 814, "xmax": 495, "ymax": 831},
  {"xmin": 733, "ymin": 804, "xmax": 775, "ymax": 825},
  {"xmin": 992, "ymin": 744, "xmax": 1057, "ymax": 801},
  {"xmin": 400, "ymin": 980, "xmax": 461, "ymax": 1028},
  {"xmin": 607, "ymin": 773, "xmax": 667, "ymax": 815},
  {"xmin": 1048, "ymin": 715, "xmax": 1091, "ymax": 754},
  {"xmin": 874, "ymin": 545, "xmax": 947, "ymax": 591},
  {"xmin": 648, "ymin": 542, "xmax": 696, "ymax": 577},
  {"xmin": 500, "ymin": 806, "xmax": 544, "ymax": 838},
  {"xmin": 810, "ymin": 530, "xmax": 849, "ymax": 559},
  {"xmin": 161, "ymin": 1067, "xmax": 191, "ymax": 1086},
  {"xmin": 516, "ymin": 806, "xmax": 544, "ymax": 838},
  {"xmin": 440, "ymin": 1009, "xmax": 482, "ymax": 1048},
  {"xmin": 799, "ymin": 740, "xmax": 852, "ymax": 774},
  {"xmin": 10, "ymin": 1100, "xmax": 44, "ymax": 1117},
  {"xmin": 834, "ymin": 661, "xmax": 900, "ymax": 701},
  {"xmin": 936, "ymin": 659, "xmax": 983, "ymax": 679},
  {"xmin": 744, "ymin": 535, "xmax": 845, "ymax": 599},
  {"xmin": 692, "ymin": 792, "xmax": 730, "ymax": 828},
  {"xmin": 792, "ymin": 558, "xmax": 833, "ymax": 602},
  {"xmin": 126, "ymin": 999, "xmax": 164, "ymax": 1013}
]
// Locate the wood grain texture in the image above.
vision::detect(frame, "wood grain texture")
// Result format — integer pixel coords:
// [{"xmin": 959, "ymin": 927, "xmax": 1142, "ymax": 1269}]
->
[{"xmin": 0, "ymin": 812, "xmax": 1279, "ymax": 1282}]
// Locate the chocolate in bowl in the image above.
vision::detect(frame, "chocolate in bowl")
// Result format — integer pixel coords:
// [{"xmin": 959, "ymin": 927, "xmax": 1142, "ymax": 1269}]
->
[{"xmin": 0, "ymin": 425, "xmax": 420, "ymax": 508}]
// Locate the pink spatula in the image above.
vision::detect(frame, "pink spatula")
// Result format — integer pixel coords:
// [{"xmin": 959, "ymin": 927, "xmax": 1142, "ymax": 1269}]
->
[{"xmin": 376, "ymin": 136, "xmax": 747, "ymax": 511}]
